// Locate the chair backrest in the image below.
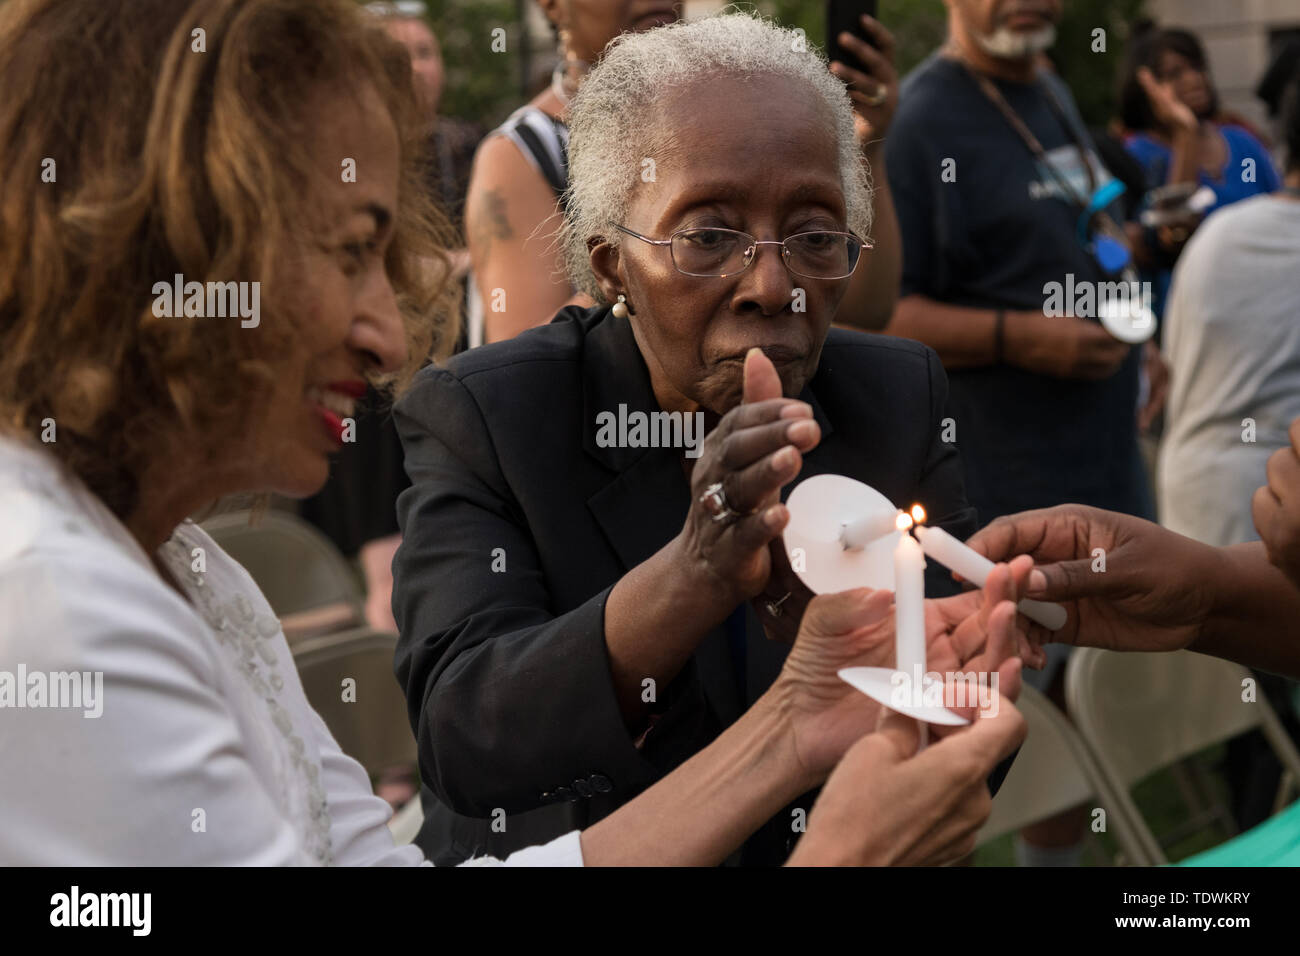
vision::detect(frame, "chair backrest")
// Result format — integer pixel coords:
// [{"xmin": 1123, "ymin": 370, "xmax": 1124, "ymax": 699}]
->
[
  {"xmin": 1065, "ymin": 647, "xmax": 1300, "ymax": 863},
  {"xmin": 1065, "ymin": 648, "xmax": 1295, "ymax": 787},
  {"xmin": 292, "ymin": 627, "xmax": 416, "ymax": 777},
  {"xmin": 202, "ymin": 509, "xmax": 363, "ymax": 619},
  {"xmin": 977, "ymin": 684, "xmax": 1151, "ymax": 862}
]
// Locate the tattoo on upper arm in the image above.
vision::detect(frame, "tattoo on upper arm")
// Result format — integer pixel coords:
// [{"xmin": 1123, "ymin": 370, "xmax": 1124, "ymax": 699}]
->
[{"xmin": 470, "ymin": 188, "xmax": 514, "ymax": 260}]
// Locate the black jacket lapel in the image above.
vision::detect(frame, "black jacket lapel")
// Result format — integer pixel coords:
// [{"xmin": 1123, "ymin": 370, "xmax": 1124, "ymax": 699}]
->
[{"xmin": 579, "ymin": 310, "xmax": 744, "ymax": 724}]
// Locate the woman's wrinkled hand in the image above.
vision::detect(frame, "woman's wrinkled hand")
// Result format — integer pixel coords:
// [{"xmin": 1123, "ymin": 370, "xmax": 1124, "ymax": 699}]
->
[
  {"xmin": 774, "ymin": 556, "xmax": 1028, "ymax": 783},
  {"xmin": 678, "ymin": 349, "xmax": 820, "ymax": 608}
]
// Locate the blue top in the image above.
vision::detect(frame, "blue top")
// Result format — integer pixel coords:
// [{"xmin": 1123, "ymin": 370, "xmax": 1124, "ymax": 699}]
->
[
  {"xmin": 1124, "ymin": 125, "xmax": 1281, "ymax": 316},
  {"xmin": 1124, "ymin": 125, "xmax": 1281, "ymax": 211}
]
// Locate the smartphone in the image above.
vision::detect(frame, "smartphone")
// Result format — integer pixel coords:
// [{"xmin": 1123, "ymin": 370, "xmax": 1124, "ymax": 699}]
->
[{"xmin": 826, "ymin": 0, "xmax": 878, "ymax": 71}]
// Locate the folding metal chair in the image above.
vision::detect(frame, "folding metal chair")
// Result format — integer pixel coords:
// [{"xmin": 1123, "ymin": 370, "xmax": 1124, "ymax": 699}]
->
[
  {"xmin": 292, "ymin": 627, "xmax": 422, "ymax": 844},
  {"xmin": 976, "ymin": 684, "xmax": 1150, "ymax": 864},
  {"xmin": 202, "ymin": 509, "xmax": 365, "ymax": 638},
  {"xmin": 1065, "ymin": 647, "xmax": 1300, "ymax": 864}
]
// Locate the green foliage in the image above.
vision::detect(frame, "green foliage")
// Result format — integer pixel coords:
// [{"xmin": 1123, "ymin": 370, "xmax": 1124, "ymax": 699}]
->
[
  {"xmin": 414, "ymin": 0, "xmax": 531, "ymax": 126},
  {"xmin": 756, "ymin": 0, "xmax": 1148, "ymax": 126},
  {"xmin": 401, "ymin": 0, "xmax": 1148, "ymax": 129},
  {"xmin": 1053, "ymin": 0, "xmax": 1149, "ymax": 127},
  {"xmin": 755, "ymin": 0, "xmax": 945, "ymax": 76}
]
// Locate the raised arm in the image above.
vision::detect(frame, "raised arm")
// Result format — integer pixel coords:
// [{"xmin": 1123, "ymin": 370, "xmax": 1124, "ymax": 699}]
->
[
  {"xmin": 391, "ymin": 353, "xmax": 822, "ymax": 818},
  {"xmin": 827, "ymin": 11, "xmax": 903, "ymax": 333},
  {"xmin": 391, "ymin": 369, "xmax": 667, "ymax": 815}
]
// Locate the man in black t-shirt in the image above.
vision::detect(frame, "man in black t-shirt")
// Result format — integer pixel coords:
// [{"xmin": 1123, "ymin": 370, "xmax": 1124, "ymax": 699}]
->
[
  {"xmin": 883, "ymin": 0, "xmax": 1153, "ymax": 866},
  {"xmin": 886, "ymin": 16, "xmax": 1150, "ymax": 530}
]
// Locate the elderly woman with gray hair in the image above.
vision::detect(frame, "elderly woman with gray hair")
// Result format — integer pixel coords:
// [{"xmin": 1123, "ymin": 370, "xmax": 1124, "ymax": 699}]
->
[{"xmin": 393, "ymin": 13, "xmax": 999, "ymax": 865}]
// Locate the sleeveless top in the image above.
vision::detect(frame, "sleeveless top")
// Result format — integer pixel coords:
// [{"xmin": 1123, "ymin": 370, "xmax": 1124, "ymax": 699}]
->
[
  {"xmin": 466, "ymin": 105, "xmax": 572, "ymax": 348},
  {"xmin": 498, "ymin": 104, "xmax": 570, "ymax": 209}
]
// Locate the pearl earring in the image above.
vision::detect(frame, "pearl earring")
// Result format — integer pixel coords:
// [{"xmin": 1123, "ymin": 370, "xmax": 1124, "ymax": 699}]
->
[{"xmin": 611, "ymin": 294, "xmax": 629, "ymax": 319}]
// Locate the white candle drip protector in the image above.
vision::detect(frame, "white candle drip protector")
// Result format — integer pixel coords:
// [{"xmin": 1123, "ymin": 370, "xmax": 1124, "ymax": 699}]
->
[
  {"xmin": 784, "ymin": 474, "xmax": 900, "ymax": 594},
  {"xmin": 785, "ymin": 475, "xmax": 968, "ymax": 727},
  {"xmin": 1098, "ymin": 294, "xmax": 1158, "ymax": 345},
  {"xmin": 785, "ymin": 475, "xmax": 1067, "ymax": 630}
]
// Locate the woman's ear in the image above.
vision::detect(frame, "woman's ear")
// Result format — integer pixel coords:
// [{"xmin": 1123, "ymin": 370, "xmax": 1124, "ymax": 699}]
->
[{"xmin": 589, "ymin": 237, "xmax": 623, "ymax": 305}]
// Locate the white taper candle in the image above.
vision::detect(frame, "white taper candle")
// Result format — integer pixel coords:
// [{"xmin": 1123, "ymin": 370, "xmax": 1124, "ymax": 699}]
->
[
  {"xmin": 893, "ymin": 530, "xmax": 927, "ymax": 683},
  {"xmin": 840, "ymin": 509, "xmax": 900, "ymax": 551},
  {"xmin": 911, "ymin": 524, "xmax": 1067, "ymax": 631}
]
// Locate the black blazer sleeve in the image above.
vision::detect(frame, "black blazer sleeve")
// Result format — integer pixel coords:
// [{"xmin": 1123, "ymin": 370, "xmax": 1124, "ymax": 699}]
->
[{"xmin": 391, "ymin": 368, "xmax": 663, "ymax": 816}]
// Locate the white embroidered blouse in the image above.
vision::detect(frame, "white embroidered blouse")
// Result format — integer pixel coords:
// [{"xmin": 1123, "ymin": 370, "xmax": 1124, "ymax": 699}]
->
[{"xmin": 0, "ymin": 438, "xmax": 581, "ymax": 867}]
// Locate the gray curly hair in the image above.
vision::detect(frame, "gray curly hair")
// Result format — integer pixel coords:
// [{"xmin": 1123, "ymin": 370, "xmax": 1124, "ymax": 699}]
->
[{"xmin": 559, "ymin": 10, "xmax": 873, "ymax": 303}]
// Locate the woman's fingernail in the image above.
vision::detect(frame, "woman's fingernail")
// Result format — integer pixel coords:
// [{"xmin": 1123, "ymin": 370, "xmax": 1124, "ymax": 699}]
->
[
  {"xmin": 779, "ymin": 402, "xmax": 812, "ymax": 419},
  {"xmin": 765, "ymin": 505, "xmax": 784, "ymax": 529},
  {"xmin": 774, "ymin": 446, "xmax": 796, "ymax": 469},
  {"xmin": 1028, "ymin": 569, "xmax": 1047, "ymax": 593},
  {"xmin": 787, "ymin": 419, "xmax": 816, "ymax": 443}
]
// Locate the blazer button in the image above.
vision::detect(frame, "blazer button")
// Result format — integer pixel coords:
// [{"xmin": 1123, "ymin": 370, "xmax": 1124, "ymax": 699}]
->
[
  {"xmin": 540, "ymin": 790, "xmax": 553, "ymax": 803},
  {"xmin": 554, "ymin": 786, "xmax": 575, "ymax": 802},
  {"xmin": 573, "ymin": 779, "xmax": 594, "ymax": 798},
  {"xmin": 591, "ymin": 774, "xmax": 613, "ymax": 793}
]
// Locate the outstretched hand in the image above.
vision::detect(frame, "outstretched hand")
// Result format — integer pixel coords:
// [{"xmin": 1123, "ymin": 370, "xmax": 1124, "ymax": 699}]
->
[
  {"xmin": 775, "ymin": 555, "xmax": 1031, "ymax": 782},
  {"xmin": 965, "ymin": 504, "xmax": 1217, "ymax": 662}
]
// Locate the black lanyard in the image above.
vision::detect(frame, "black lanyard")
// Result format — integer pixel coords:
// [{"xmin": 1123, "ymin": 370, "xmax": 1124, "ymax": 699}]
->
[
  {"xmin": 956, "ymin": 58, "xmax": 1099, "ymax": 210},
  {"xmin": 955, "ymin": 56, "xmax": 1134, "ymax": 273}
]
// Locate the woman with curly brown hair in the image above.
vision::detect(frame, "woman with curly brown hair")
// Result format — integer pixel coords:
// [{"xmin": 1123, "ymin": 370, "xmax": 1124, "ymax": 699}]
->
[{"xmin": 0, "ymin": 0, "xmax": 1027, "ymax": 866}]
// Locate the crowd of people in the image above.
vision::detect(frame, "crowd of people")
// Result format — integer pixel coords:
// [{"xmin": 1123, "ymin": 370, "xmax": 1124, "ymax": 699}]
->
[{"xmin": 1, "ymin": 0, "xmax": 1298, "ymax": 868}]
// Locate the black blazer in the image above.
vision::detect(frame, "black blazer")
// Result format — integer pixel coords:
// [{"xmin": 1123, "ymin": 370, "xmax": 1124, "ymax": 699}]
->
[{"xmin": 392, "ymin": 305, "xmax": 978, "ymax": 865}]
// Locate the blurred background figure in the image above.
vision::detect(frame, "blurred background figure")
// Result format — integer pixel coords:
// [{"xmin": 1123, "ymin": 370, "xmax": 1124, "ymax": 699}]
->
[
  {"xmin": 464, "ymin": 1, "xmax": 683, "ymax": 345},
  {"xmin": 1156, "ymin": 59, "xmax": 1300, "ymax": 828},
  {"xmin": 370, "ymin": 1, "xmax": 484, "ymax": 276},
  {"xmin": 1118, "ymin": 25, "xmax": 1282, "ymax": 318},
  {"xmin": 1258, "ymin": 37, "xmax": 1300, "ymax": 153},
  {"xmin": 884, "ymin": 0, "xmax": 1151, "ymax": 867},
  {"xmin": 297, "ymin": 1, "xmax": 483, "ymax": 807},
  {"xmin": 1158, "ymin": 62, "xmax": 1300, "ymax": 548},
  {"xmin": 298, "ymin": 0, "xmax": 483, "ymax": 653}
]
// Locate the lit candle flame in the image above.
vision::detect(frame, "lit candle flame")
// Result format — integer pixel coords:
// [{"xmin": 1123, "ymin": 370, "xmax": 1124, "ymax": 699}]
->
[
  {"xmin": 910, "ymin": 504, "xmax": 927, "ymax": 525},
  {"xmin": 895, "ymin": 511, "xmax": 913, "ymax": 532}
]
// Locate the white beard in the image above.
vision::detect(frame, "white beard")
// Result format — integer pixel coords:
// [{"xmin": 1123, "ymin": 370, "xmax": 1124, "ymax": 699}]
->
[{"xmin": 975, "ymin": 25, "xmax": 1057, "ymax": 59}]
